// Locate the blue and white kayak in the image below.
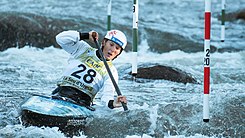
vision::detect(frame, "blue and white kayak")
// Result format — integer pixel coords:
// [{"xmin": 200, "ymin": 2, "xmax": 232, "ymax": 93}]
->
[{"xmin": 20, "ymin": 95, "xmax": 93, "ymax": 130}]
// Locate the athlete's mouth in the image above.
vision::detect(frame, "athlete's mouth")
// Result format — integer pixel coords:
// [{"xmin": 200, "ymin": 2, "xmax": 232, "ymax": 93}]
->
[{"xmin": 107, "ymin": 52, "xmax": 112, "ymax": 56}]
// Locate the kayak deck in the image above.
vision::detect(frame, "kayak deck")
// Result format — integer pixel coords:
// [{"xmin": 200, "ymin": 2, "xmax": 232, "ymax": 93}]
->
[
  {"xmin": 21, "ymin": 95, "xmax": 93, "ymax": 117},
  {"xmin": 20, "ymin": 95, "xmax": 94, "ymax": 136}
]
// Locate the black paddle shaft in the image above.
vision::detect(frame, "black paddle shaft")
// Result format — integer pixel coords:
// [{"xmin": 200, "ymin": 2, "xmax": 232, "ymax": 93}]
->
[{"xmin": 92, "ymin": 32, "xmax": 128, "ymax": 111}]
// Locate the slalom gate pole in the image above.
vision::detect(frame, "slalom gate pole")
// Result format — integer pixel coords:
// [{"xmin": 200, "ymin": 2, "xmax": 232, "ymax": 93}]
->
[
  {"xmin": 203, "ymin": 0, "xmax": 211, "ymax": 123},
  {"xmin": 132, "ymin": 0, "xmax": 138, "ymax": 79},
  {"xmin": 221, "ymin": 0, "xmax": 225, "ymax": 42},
  {"xmin": 107, "ymin": 0, "xmax": 112, "ymax": 31},
  {"xmin": 92, "ymin": 33, "xmax": 128, "ymax": 111}
]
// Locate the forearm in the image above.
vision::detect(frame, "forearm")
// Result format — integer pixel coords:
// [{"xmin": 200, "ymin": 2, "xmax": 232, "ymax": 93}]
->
[
  {"xmin": 56, "ymin": 30, "xmax": 91, "ymax": 54},
  {"xmin": 107, "ymin": 95, "xmax": 127, "ymax": 109},
  {"xmin": 56, "ymin": 30, "xmax": 80, "ymax": 46}
]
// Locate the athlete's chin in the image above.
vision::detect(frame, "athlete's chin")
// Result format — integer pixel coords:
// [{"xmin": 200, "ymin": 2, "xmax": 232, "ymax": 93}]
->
[
  {"xmin": 105, "ymin": 56, "xmax": 112, "ymax": 60},
  {"xmin": 104, "ymin": 55, "xmax": 113, "ymax": 60}
]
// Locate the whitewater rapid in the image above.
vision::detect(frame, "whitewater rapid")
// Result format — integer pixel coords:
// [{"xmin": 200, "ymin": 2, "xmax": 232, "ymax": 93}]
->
[
  {"xmin": 0, "ymin": 0, "xmax": 245, "ymax": 137},
  {"xmin": 0, "ymin": 43, "xmax": 244, "ymax": 137}
]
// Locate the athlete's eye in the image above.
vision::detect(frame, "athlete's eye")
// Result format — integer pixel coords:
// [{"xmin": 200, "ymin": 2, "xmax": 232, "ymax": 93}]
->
[
  {"xmin": 110, "ymin": 42, "xmax": 114, "ymax": 46},
  {"xmin": 115, "ymin": 45, "xmax": 120, "ymax": 50}
]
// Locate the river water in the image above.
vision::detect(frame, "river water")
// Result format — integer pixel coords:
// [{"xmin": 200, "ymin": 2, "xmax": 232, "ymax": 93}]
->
[{"xmin": 0, "ymin": 0, "xmax": 244, "ymax": 138}]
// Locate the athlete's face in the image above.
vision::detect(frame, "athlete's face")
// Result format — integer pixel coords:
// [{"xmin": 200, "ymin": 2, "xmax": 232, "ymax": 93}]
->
[{"xmin": 102, "ymin": 40, "xmax": 122, "ymax": 60}]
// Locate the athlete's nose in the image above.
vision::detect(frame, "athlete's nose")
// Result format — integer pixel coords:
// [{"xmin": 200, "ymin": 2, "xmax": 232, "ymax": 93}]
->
[{"xmin": 111, "ymin": 45, "xmax": 116, "ymax": 52}]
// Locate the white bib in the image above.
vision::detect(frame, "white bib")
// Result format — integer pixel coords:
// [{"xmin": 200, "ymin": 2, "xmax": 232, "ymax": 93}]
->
[{"xmin": 58, "ymin": 47, "xmax": 112, "ymax": 100}]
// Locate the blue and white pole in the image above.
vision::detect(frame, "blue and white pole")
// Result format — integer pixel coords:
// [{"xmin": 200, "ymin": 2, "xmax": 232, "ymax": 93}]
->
[{"xmin": 132, "ymin": 0, "xmax": 138, "ymax": 79}]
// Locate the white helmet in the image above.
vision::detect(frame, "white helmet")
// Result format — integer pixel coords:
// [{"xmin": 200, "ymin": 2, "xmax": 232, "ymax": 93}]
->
[{"xmin": 104, "ymin": 30, "xmax": 127, "ymax": 49}]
